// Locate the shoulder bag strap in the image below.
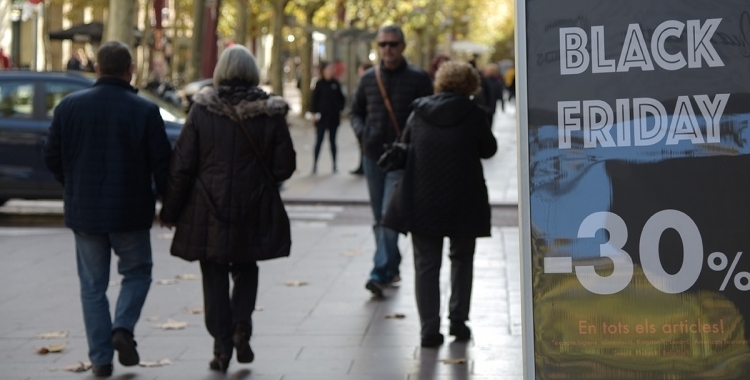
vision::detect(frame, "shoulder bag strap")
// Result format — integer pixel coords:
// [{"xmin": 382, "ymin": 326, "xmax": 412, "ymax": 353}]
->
[
  {"xmin": 224, "ymin": 100, "xmax": 276, "ymax": 183},
  {"xmin": 374, "ymin": 65, "xmax": 401, "ymax": 137}
]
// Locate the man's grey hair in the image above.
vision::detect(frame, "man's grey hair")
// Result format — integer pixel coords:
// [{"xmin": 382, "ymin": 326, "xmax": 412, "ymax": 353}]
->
[
  {"xmin": 213, "ymin": 45, "xmax": 260, "ymax": 88},
  {"xmin": 378, "ymin": 25, "xmax": 405, "ymax": 43}
]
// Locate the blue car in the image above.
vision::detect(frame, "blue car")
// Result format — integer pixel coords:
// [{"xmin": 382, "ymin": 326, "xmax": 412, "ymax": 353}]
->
[{"xmin": 0, "ymin": 71, "xmax": 184, "ymax": 205}]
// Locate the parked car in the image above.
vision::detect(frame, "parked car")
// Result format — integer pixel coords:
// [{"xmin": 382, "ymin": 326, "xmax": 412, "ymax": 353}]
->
[{"xmin": 0, "ymin": 71, "xmax": 185, "ymax": 206}]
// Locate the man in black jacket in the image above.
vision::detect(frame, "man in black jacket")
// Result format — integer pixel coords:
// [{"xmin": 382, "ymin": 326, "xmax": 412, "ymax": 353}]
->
[
  {"xmin": 44, "ymin": 41, "xmax": 172, "ymax": 377},
  {"xmin": 350, "ymin": 25, "xmax": 433, "ymax": 297}
]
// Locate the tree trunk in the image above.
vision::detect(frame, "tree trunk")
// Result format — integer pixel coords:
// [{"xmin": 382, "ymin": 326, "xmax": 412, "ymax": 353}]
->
[
  {"xmin": 190, "ymin": 0, "xmax": 206, "ymax": 81},
  {"xmin": 234, "ymin": 0, "xmax": 248, "ymax": 46},
  {"xmin": 299, "ymin": 10, "xmax": 314, "ymax": 115},
  {"xmin": 106, "ymin": 0, "xmax": 136, "ymax": 46},
  {"xmin": 137, "ymin": 0, "xmax": 153, "ymax": 86},
  {"xmin": 270, "ymin": 0, "xmax": 287, "ymax": 96}
]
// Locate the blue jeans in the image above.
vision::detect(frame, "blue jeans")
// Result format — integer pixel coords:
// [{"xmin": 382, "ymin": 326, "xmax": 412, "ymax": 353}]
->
[
  {"xmin": 73, "ymin": 229, "xmax": 152, "ymax": 366},
  {"xmin": 362, "ymin": 155, "xmax": 403, "ymax": 283}
]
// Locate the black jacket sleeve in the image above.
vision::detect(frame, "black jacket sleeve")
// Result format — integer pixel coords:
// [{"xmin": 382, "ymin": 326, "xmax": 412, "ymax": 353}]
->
[
  {"xmin": 43, "ymin": 105, "xmax": 65, "ymax": 184},
  {"xmin": 159, "ymin": 110, "xmax": 200, "ymax": 223},
  {"xmin": 310, "ymin": 83, "xmax": 321, "ymax": 113},
  {"xmin": 350, "ymin": 77, "xmax": 369, "ymax": 138},
  {"xmin": 271, "ymin": 115, "xmax": 297, "ymax": 182},
  {"xmin": 145, "ymin": 104, "xmax": 173, "ymax": 199}
]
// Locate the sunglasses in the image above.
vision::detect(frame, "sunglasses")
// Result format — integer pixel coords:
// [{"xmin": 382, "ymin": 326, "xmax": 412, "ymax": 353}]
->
[{"xmin": 377, "ymin": 41, "xmax": 401, "ymax": 48}]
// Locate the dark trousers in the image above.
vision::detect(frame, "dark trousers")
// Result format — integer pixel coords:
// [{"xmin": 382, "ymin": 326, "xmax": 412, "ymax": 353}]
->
[
  {"xmin": 411, "ymin": 233, "xmax": 475, "ymax": 337},
  {"xmin": 313, "ymin": 123, "xmax": 339, "ymax": 169},
  {"xmin": 200, "ymin": 261, "xmax": 259, "ymax": 357}
]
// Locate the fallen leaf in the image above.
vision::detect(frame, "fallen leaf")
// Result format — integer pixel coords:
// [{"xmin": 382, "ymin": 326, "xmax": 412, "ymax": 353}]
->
[
  {"xmin": 35, "ymin": 342, "xmax": 68, "ymax": 354},
  {"xmin": 35, "ymin": 331, "xmax": 68, "ymax": 339},
  {"xmin": 342, "ymin": 248, "xmax": 366, "ymax": 257},
  {"xmin": 254, "ymin": 306, "xmax": 264, "ymax": 312},
  {"xmin": 183, "ymin": 307, "xmax": 204, "ymax": 315},
  {"xmin": 440, "ymin": 358, "xmax": 467, "ymax": 365},
  {"xmin": 383, "ymin": 313, "xmax": 406, "ymax": 319},
  {"xmin": 139, "ymin": 358, "xmax": 172, "ymax": 367},
  {"xmin": 175, "ymin": 273, "xmax": 200, "ymax": 280},
  {"xmin": 109, "ymin": 280, "xmax": 121, "ymax": 287},
  {"xmin": 62, "ymin": 362, "xmax": 92, "ymax": 372},
  {"xmin": 155, "ymin": 279, "xmax": 177, "ymax": 285},
  {"xmin": 153, "ymin": 319, "xmax": 188, "ymax": 330},
  {"xmin": 146, "ymin": 316, "xmax": 160, "ymax": 322},
  {"xmin": 284, "ymin": 280, "xmax": 308, "ymax": 287}
]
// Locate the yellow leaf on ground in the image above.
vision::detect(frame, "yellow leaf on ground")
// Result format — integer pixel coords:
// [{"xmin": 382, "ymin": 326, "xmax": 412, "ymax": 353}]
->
[
  {"xmin": 34, "ymin": 342, "xmax": 68, "ymax": 354},
  {"xmin": 284, "ymin": 280, "xmax": 308, "ymax": 287},
  {"xmin": 383, "ymin": 313, "xmax": 406, "ymax": 319},
  {"xmin": 153, "ymin": 319, "xmax": 188, "ymax": 330},
  {"xmin": 62, "ymin": 362, "xmax": 92, "ymax": 372},
  {"xmin": 175, "ymin": 273, "xmax": 200, "ymax": 280},
  {"xmin": 35, "ymin": 331, "xmax": 68, "ymax": 339},
  {"xmin": 154, "ymin": 279, "xmax": 177, "ymax": 285},
  {"xmin": 440, "ymin": 358, "xmax": 467, "ymax": 365},
  {"xmin": 139, "ymin": 358, "xmax": 172, "ymax": 367}
]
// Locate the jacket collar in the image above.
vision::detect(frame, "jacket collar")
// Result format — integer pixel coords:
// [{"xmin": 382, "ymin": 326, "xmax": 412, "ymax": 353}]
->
[
  {"xmin": 94, "ymin": 77, "xmax": 138, "ymax": 93},
  {"xmin": 381, "ymin": 58, "xmax": 408, "ymax": 73}
]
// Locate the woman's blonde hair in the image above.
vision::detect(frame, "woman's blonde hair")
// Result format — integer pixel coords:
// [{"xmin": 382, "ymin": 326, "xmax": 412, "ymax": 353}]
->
[
  {"xmin": 213, "ymin": 45, "xmax": 260, "ymax": 88},
  {"xmin": 434, "ymin": 61, "xmax": 480, "ymax": 97}
]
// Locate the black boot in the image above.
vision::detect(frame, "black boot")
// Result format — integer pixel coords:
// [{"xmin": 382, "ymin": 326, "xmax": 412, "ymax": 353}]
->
[
  {"xmin": 233, "ymin": 323, "xmax": 255, "ymax": 363},
  {"xmin": 209, "ymin": 355, "xmax": 231, "ymax": 372}
]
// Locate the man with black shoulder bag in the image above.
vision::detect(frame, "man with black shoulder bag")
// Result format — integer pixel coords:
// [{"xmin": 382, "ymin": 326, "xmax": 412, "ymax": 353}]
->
[{"xmin": 350, "ymin": 25, "xmax": 433, "ymax": 297}]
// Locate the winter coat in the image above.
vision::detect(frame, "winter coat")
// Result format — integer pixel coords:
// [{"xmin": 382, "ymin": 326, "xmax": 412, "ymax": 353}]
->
[
  {"xmin": 382, "ymin": 91, "xmax": 497, "ymax": 238},
  {"xmin": 350, "ymin": 60, "xmax": 433, "ymax": 161},
  {"xmin": 159, "ymin": 84, "xmax": 296, "ymax": 263},
  {"xmin": 44, "ymin": 77, "xmax": 172, "ymax": 233},
  {"xmin": 310, "ymin": 78, "xmax": 345, "ymax": 128}
]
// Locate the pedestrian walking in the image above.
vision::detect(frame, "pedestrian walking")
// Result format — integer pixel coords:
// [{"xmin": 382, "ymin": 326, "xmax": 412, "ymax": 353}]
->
[
  {"xmin": 159, "ymin": 45, "xmax": 296, "ymax": 373},
  {"xmin": 66, "ymin": 50, "xmax": 82, "ymax": 71},
  {"xmin": 310, "ymin": 61, "xmax": 346, "ymax": 174},
  {"xmin": 382, "ymin": 61, "xmax": 497, "ymax": 347},
  {"xmin": 43, "ymin": 41, "xmax": 172, "ymax": 377},
  {"xmin": 350, "ymin": 25, "xmax": 433, "ymax": 297}
]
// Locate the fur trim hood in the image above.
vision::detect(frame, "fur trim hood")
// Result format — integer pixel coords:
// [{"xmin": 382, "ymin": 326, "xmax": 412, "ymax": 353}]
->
[{"xmin": 192, "ymin": 85, "xmax": 289, "ymax": 121}]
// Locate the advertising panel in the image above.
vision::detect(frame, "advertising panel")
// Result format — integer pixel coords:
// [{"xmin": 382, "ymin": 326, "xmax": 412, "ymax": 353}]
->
[{"xmin": 518, "ymin": 1, "xmax": 750, "ymax": 378}]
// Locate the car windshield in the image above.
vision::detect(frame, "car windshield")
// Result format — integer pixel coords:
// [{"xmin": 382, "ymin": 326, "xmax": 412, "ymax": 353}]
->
[{"xmin": 138, "ymin": 90, "xmax": 186, "ymax": 124}]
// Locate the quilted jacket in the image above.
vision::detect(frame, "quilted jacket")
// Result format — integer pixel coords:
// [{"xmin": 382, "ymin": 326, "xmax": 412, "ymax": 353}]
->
[
  {"xmin": 159, "ymin": 84, "xmax": 296, "ymax": 263},
  {"xmin": 350, "ymin": 60, "xmax": 433, "ymax": 161},
  {"xmin": 382, "ymin": 91, "xmax": 497, "ymax": 238}
]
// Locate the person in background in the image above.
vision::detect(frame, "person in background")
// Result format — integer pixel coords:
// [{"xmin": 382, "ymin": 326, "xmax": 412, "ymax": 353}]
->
[
  {"xmin": 350, "ymin": 25, "xmax": 433, "ymax": 298},
  {"xmin": 44, "ymin": 41, "xmax": 172, "ymax": 377},
  {"xmin": 382, "ymin": 61, "xmax": 497, "ymax": 347},
  {"xmin": 66, "ymin": 50, "xmax": 82, "ymax": 71},
  {"xmin": 482, "ymin": 63, "xmax": 505, "ymax": 113},
  {"xmin": 159, "ymin": 45, "xmax": 296, "ymax": 373},
  {"xmin": 427, "ymin": 54, "xmax": 450, "ymax": 82},
  {"xmin": 310, "ymin": 60, "xmax": 346, "ymax": 174},
  {"xmin": 0, "ymin": 48, "xmax": 10, "ymax": 70},
  {"xmin": 349, "ymin": 62, "xmax": 373, "ymax": 175}
]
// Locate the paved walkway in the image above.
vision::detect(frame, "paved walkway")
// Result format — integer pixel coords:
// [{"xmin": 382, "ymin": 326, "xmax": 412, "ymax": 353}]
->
[{"xmin": 0, "ymin": 222, "xmax": 522, "ymax": 379}]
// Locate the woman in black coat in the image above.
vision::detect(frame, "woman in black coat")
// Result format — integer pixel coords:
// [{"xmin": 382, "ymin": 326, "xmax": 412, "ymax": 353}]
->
[
  {"xmin": 310, "ymin": 61, "xmax": 346, "ymax": 173},
  {"xmin": 160, "ymin": 45, "xmax": 296, "ymax": 372},
  {"xmin": 383, "ymin": 61, "xmax": 497, "ymax": 348}
]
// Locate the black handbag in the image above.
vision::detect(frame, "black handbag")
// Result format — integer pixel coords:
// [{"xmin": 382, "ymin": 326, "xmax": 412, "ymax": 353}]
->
[{"xmin": 377, "ymin": 142, "xmax": 408, "ymax": 172}]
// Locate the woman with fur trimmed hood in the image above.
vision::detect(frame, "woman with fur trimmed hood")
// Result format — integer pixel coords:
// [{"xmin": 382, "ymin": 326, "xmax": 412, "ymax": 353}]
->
[{"xmin": 160, "ymin": 45, "xmax": 296, "ymax": 372}]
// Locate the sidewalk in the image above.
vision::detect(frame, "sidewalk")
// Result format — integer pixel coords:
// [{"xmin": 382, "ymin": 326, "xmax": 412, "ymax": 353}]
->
[
  {"xmin": 0, "ymin": 223, "xmax": 522, "ymax": 379},
  {"xmin": 278, "ymin": 83, "xmax": 519, "ymax": 206}
]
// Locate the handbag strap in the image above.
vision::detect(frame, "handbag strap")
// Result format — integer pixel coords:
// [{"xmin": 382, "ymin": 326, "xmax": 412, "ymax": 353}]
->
[
  {"xmin": 374, "ymin": 65, "xmax": 401, "ymax": 136},
  {"xmin": 223, "ymin": 100, "xmax": 276, "ymax": 183}
]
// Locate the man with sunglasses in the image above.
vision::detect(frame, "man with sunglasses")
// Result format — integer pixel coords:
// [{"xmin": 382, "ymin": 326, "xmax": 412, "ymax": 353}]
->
[{"xmin": 351, "ymin": 25, "xmax": 433, "ymax": 297}]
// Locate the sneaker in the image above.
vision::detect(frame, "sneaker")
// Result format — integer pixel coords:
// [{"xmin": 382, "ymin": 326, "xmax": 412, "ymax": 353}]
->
[
  {"xmin": 449, "ymin": 321, "xmax": 472, "ymax": 341},
  {"xmin": 92, "ymin": 363, "xmax": 113, "ymax": 377},
  {"xmin": 421, "ymin": 333, "xmax": 444, "ymax": 348},
  {"xmin": 111, "ymin": 328, "xmax": 139, "ymax": 366},
  {"xmin": 389, "ymin": 274, "xmax": 401, "ymax": 287},
  {"xmin": 365, "ymin": 279, "xmax": 385, "ymax": 298}
]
